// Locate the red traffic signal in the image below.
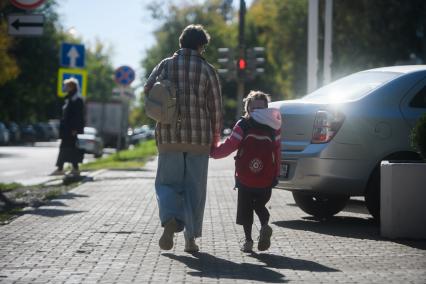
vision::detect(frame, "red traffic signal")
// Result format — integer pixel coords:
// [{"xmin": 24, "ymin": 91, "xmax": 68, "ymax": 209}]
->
[{"xmin": 238, "ymin": 58, "xmax": 247, "ymax": 70}]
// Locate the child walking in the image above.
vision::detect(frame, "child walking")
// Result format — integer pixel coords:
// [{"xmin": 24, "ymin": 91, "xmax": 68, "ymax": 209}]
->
[{"xmin": 210, "ymin": 90, "xmax": 281, "ymax": 252}]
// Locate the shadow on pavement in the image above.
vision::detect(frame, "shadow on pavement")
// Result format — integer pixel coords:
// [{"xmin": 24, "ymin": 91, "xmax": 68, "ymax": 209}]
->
[
  {"xmin": 273, "ymin": 217, "xmax": 380, "ymax": 240},
  {"xmin": 249, "ymin": 252, "xmax": 340, "ymax": 272},
  {"xmin": 341, "ymin": 198, "xmax": 370, "ymax": 215},
  {"xmin": 53, "ymin": 192, "xmax": 89, "ymax": 200},
  {"xmin": 286, "ymin": 198, "xmax": 370, "ymax": 215},
  {"xmin": 163, "ymin": 252, "xmax": 287, "ymax": 283},
  {"xmin": 273, "ymin": 217, "xmax": 426, "ymax": 250},
  {"xmin": 17, "ymin": 208, "xmax": 86, "ymax": 218}
]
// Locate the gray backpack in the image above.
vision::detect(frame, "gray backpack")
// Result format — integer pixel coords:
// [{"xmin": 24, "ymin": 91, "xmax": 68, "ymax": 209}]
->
[{"xmin": 145, "ymin": 61, "xmax": 179, "ymax": 125}]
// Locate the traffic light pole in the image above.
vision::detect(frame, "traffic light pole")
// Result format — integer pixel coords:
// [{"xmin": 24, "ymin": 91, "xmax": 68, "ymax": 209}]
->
[{"xmin": 236, "ymin": 0, "xmax": 246, "ymax": 119}]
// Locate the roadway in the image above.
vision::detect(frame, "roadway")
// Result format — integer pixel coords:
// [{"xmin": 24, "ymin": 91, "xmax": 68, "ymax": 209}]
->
[{"xmin": 0, "ymin": 141, "xmax": 97, "ymax": 185}]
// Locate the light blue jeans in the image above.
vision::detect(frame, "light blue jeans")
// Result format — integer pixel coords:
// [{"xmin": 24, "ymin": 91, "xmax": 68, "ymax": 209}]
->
[{"xmin": 155, "ymin": 152, "xmax": 209, "ymax": 240}]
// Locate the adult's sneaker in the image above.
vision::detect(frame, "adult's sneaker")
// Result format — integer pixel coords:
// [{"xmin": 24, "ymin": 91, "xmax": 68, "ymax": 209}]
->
[
  {"xmin": 159, "ymin": 218, "xmax": 177, "ymax": 250},
  {"xmin": 258, "ymin": 225, "xmax": 272, "ymax": 251},
  {"xmin": 184, "ymin": 237, "xmax": 199, "ymax": 253}
]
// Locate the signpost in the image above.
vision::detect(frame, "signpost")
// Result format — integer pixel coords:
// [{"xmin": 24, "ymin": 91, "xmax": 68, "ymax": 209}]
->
[
  {"xmin": 7, "ymin": 14, "xmax": 44, "ymax": 36},
  {"xmin": 60, "ymin": 43, "xmax": 85, "ymax": 68},
  {"xmin": 57, "ymin": 68, "xmax": 87, "ymax": 98},
  {"xmin": 10, "ymin": 0, "xmax": 45, "ymax": 10},
  {"xmin": 113, "ymin": 65, "xmax": 135, "ymax": 150}
]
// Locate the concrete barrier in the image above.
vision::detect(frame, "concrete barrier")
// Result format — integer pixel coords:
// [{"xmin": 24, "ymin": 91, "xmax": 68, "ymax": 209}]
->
[{"xmin": 380, "ymin": 161, "xmax": 426, "ymax": 239}]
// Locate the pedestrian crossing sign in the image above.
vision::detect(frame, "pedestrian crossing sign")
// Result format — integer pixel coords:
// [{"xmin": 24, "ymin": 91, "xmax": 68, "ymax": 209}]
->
[{"xmin": 57, "ymin": 68, "xmax": 87, "ymax": 97}]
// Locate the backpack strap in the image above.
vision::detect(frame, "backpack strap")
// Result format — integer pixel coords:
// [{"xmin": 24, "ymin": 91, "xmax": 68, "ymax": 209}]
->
[
  {"xmin": 238, "ymin": 117, "xmax": 275, "ymax": 140},
  {"xmin": 171, "ymin": 58, "xmax": 182, "ymax": 130}
]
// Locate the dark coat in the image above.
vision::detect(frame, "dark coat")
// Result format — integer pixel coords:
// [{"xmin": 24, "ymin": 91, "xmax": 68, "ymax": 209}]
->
[{"xmin": 57, "ymin": 93, "xmax": 85, "ymax": 164}]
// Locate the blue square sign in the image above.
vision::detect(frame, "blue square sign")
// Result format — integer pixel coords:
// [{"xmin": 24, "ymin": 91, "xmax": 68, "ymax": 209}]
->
[
  {"xmin": 60, "ymin": 42, "xmax": 85, "ymax": 68},
  {"xmin": 57, "ymin": 68, "xmax": 87, "ymax": 97}
]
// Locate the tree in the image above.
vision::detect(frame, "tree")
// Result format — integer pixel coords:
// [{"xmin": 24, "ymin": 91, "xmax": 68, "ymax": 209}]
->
[
  {"xmin": 139, "ymin": 0, "xmax": 426, "ymax": 124},
  {"xmin": 245, "ymin": 0, "xmax": 307, "ymax": 99},
  {"xmin": 0, "ymin": 23, "xmax": 19, "ymax": 86},
  {"xmin": 141, "ymin": 0, "xmax": 238, "ymax": 126},
  {"xmin": 0, "ymin": 0, "xmax": 63, "ymax": 122},
  {"xmin": 332, "ymin": 0, "xmax": 426, "ymax": 78},
  {"xmin": 85, "ymin": 39, "xmax": 115, "ymax": 101},
  {"xmin": 0, "ymin": 0, "xmax": 116, "ymax": 122}
]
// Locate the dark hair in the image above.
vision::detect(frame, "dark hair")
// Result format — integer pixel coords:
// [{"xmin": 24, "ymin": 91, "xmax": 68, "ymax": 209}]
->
[{"xmin": 179, "ymin": 24, "xmax": 210, "ymax": 50}]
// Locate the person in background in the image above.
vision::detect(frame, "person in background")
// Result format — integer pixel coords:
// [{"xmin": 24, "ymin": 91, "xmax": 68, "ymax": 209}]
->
[
  {"xmin": 51, "ymin": 77, "xmax": 85, "ymax": 176},
  {"xmin": 143, "ymin": 24, "xmax": 223, "ymax": 253},
  {"xmin": 210, "ymin": 90, "xmax": 281, "ymax": 252}
]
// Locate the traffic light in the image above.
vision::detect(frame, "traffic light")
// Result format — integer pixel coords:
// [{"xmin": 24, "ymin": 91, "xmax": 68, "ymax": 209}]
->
[
  {"xmin": 217, "ymin": 47, "xmax": 236, "ymax": 81},
  {"xmin": 246, "ymin": 47, "xmax": 265, "ymax": 80}
]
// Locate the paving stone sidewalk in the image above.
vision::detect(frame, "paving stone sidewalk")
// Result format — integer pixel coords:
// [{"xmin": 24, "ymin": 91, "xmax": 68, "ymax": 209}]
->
[{"xmin": 0, "ymin": 156, "xmax": 425, "ymax": 283}]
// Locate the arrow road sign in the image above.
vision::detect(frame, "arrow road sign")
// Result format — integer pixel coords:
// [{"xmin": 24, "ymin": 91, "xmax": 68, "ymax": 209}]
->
[
  {"xmin": 8, "ymin": 14, "xmax": 44, "ymax": 37},
  {"xmin": 60, "ymin": 43, "xmax": 85, "ymax": 68}
]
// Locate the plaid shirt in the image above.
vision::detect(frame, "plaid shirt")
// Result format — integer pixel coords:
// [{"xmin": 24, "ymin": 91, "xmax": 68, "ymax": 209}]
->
[{"xmin": 144, "ymin": 48, "xmax": 223, "ymax": 152}]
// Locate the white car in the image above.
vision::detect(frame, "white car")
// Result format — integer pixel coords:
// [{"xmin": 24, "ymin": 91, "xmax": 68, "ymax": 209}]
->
[
  {"xmin": 77, "ymin": 127, "xmax": 104, "ymax": 158},
  {"xmin": 271, "ymin": 65, "xmax": 426, "ymax": 220}
]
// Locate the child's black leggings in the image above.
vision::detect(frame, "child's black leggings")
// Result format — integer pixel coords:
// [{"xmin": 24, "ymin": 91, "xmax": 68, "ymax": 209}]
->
[{"xmin": 236, "ymin": 186, "xmax": 272, "ymax": 228}]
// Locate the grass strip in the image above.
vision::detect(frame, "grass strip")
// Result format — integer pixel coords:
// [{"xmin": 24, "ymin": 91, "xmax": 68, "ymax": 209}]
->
[{"xmin": 0, "ymin": 183, "xmax": 23, "ymax": 192}]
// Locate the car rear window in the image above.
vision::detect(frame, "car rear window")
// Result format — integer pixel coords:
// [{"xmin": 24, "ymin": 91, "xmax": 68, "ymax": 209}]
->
[{"xmin": 302, "ymin": 71, "xmax": 400, "ymax": 103}]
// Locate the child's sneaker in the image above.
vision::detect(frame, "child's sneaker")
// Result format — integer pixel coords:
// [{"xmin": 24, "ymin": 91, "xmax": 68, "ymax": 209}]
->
[
  {"xmin": 240, "ymin": 239, "xmax": 254, "ymax": 252},
  {"xmin": 258, "ymin": 225, "xmax": 272, "ymax": 251},
  {"xmin": 159, "ymin": 218, "xmax": 177, "ymax": 250}
]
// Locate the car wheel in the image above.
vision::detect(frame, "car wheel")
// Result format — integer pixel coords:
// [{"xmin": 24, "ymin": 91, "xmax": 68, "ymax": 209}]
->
[
  {"xmin": 365, "ymin": 167, "xmax": 380, "ymax": 221},
  {"xmin": 292, "ymin": 192, "xmax": 349, "ymax": 219}
]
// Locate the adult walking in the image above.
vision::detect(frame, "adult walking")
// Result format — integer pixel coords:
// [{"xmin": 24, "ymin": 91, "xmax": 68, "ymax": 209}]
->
[
  {"xmin": 51, "ymin": 77, "xmax": 85, "ymax": 176},
  {"xmin": 144, "ymin": 24, "xmax": 223, "ymax": 252}
]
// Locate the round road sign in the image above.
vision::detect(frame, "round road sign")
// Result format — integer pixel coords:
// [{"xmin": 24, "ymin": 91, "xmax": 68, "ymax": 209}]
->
[
  {"xmin": 10, "ymin": 0, "xmax": 45, "ymax": 10},
  {"xmin": 114, "ymin": 66, "xmax": 135, "ymax": 86}
]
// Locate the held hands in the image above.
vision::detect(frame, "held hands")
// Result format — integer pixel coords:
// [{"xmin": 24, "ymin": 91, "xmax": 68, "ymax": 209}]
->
[
  {"xmin": 212, "ymin": 134, "xmax": 221, "ymax": 147},
  {"xmin": 209, "ymin": 134, "xmax": 221, "ymax": 157}
]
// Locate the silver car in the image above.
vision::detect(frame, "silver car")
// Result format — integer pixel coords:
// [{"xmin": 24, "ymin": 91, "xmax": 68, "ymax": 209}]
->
[
  {"xmin": 77, "ymin": 127, "xmax": 104, "ymax": 158},
  {"xmin": 270, "ymin": 65, "xmax": 426, "ymax": 220}
]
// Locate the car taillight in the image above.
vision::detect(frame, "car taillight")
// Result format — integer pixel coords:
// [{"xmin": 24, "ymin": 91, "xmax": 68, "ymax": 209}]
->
[{"xmin": 311, "ymin": 110, "xmax": 345, "ymax": 144}]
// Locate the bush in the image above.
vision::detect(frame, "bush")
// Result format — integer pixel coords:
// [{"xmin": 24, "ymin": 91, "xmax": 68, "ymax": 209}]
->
[{"xmin": 410, "ymin": 113, "xmax": 426, "ymax": 160}]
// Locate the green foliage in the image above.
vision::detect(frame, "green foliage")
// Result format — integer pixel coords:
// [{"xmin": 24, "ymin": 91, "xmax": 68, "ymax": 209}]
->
[
  {"xmin": 246, "ymin": 0, "xmax": 307, "ymax": 99},
  {"xmin": 141, "ymin": 0, "xmax": 238, "ymax": 125},
  {"xmin": 128, "ymin": 101, "xmax": 155, "ymax": 128},
  {"xmin": 332, "ymin": 0, "xmax": 426, "ymax": 79},
  {"xmin": 410, "ymin": 113, "xmax": 426, "ymax": 160},
  {"xmin": 85, "ymin": 40, "xmax": 115, "ymax": 101},
  {"xmin": 0, "ymin": 0, "xmax": 116, "ymax": 123},
  {"xmin": 0, "ymin": 22, "xmax": 19, "ymax": 85},
  {"xmin": 0, "ymin": 183, "xmax": 22, "ymax": 192},
  {"xmin": 0, "ymin": 0, "xmax": 63, "ymax": 122}
]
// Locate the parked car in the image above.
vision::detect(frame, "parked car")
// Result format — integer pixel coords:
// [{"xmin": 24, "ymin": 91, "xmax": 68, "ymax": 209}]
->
[
  {"xmin": 0, "ymin": 122, "xmax": 10, "ymax": 145},
  {"xmin": 5, "ymin": 122, "xmax": 21, "ymax": 144},
  {"xmin": 33, "ymin": 122, "xmax": 53, "ymax": 141},
  {"xmin": 129, "ymin": 125, "xmax": 155, "ymax": 145},
  {"xmin": 77, "ymin": 127, "xmax": 104, "ymax": 158},
  {"xmin": 48, "ymin": 120, "xmax": 60, "ymax": 140},
  {"xmin": 19, "ymin": 124, "xmax": 36, "ymax": 145},
  {"xmin": 270, "ymin": 65, "xmax": 426, "ymax": 220}
]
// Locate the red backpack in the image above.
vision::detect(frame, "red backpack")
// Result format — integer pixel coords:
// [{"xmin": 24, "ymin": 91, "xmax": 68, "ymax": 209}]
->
[{"xmin": 235, "ymin": 118, "xmax": 276, "ymax": 188}]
